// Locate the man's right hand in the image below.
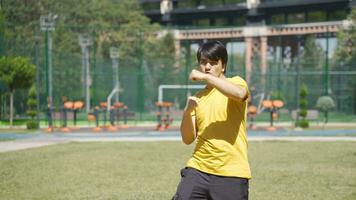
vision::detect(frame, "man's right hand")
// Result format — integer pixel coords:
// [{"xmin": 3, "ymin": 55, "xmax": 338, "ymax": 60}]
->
[{"xmin": 184, "ymin": 96, "xmax": 199, "ymax": 112}]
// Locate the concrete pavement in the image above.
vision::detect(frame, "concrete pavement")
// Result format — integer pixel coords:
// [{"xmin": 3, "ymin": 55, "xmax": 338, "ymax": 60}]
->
[{"xmin": 1, "ymin": 129, "xmax": 356, "ymax": 153}]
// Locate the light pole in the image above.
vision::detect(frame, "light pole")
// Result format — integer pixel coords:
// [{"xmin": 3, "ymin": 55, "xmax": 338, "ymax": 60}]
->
[
  {"xmin": 295, "ymin": 35, "xmax": 303, "ymax": 127},
  {"xmin": 110, "ymin": 47, "xmax": 120, "ymax": 103},
  {"xmin": 34, "ymin": 34, "xmax": 40, "ymax": 124},
  {"xmin": 40, "ymin": 13, "xmax": 56, "ymax": 108},
  {"xmin": 79, "ymin": 34, "xmax": 92, "ymax": 113},
  {"xmin": 137, "ymin": 32, "xmax": 144, "ymax": 119},
  {"xmin": 324, "ymin": 27, "xmax": 329, "ymax": 95}
]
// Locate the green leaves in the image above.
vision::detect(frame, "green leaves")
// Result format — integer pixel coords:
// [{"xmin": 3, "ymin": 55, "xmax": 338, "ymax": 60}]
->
[
  {"xmin": 0, "ymin": 56, "xmax": 36, "ymax": 91},
  {"xmin": 27, "ymin": 85, "xmax": 38, "ymax": 128},
  {"xmin": 298, "ymin": 83, "xmax": 309, "ymax": 128},
  {"xmin": 334, "ymin": 9, "xmax": 356, "ymax": 64},
  {"xmin": 316, "ymin": 96, "xmax": 335, "ymax": 112}
]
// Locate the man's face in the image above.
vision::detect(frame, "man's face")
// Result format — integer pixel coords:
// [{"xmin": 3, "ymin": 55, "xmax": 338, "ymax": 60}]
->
[{"xmin": 199, "ymin": 58, "xmax": 225, "ymax": 78}]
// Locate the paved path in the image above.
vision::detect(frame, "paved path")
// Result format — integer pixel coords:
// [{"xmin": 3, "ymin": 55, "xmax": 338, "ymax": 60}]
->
[
  {"xmin": 1, "ymin": 130, "xmax": 356, "ymax": 153},
  {"xmin": 0, "ymin": 140, "xmax": 69, "ymax": 152}
]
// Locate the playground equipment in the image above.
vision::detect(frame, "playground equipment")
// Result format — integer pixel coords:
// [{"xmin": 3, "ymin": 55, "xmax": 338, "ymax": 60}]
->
[
  {"xmin": 155, "ymin": 84, "xmax": 205, "ymax": 131},
  {"xmin": 113, "ymin": 102, "xmax": 129, "ymax": 128},
  {"xmin": 247, "ymin": 105, "xmax": 258, "ymax": 130},
  {"xmin": 90, "ymin": 106, "xmax": 102, "ymax": 132},
  {"xmin": 99, "ymin": 102, "xmax": 108, "ymax": 127},
  {"xmin": 60, "ymin": 100, "xmax": 72, "ymax": 132},
  {"xmin": 92, "ymin": 101, "xmax": 129, "ymax": 132},
  {"xmin": 107, "ymin": 105, "xmax": 118, "ymax": 132},
  {"xmin": 47, "ymin": 97, "xmax": 131, "ymax": 133},
  {"xmin": 155, "ymin": 101, "xmax": 173, "ymax": 131},
  {"xmin": 73, "ymin": 101, "xmax": 85, "ymax": 129},
  {"xmin": 46, "ymin": 99, "xmax": 84, "ymax": 133},
  {"xmin": 262, "ymin": 100, "xmax": 284, "ymax": 131},
  {"xmin": 46, "ymin": 98, "xmax": 54, "ymax": 132},
  {"xmin": 59, "ymin": 100, "xmax": 84, "ymax": 131}
]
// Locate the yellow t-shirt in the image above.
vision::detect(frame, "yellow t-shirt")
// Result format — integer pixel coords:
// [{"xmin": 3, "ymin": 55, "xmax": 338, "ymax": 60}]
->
[{"xmin": 186, "ymin": 76, "xmax": 251, "ymax": 179}]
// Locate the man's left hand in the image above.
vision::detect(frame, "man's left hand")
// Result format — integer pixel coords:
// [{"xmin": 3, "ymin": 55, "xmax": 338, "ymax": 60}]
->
[{"xmin": 189, "ymin": 69, "xmax": 206, "ymax": 81}]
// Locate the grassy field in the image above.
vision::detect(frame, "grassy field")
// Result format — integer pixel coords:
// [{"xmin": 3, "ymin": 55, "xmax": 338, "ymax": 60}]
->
[{"xmin": 0, "ymin": 141, "xmax": 355, "ymax": 200}]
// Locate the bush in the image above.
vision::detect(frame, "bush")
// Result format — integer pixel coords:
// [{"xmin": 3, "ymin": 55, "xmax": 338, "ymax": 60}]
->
[
  {"xmin": 316, "ymin": 96, "xmax": 335, "ymax": 124},
  {"xmin": 296, "ymin": 84, "xmax": 309, "ymax": 128},
  {"xmin": 299, "ymin": 99, "xmax": 308, "ymax": 108},
  {"xmin": 316, "ymin": 96, "xmax": 335, "ymax": 112},
  {"xmin": 26, "ymin": 85, "xmax": 38, "ymax": 130},
  {"xmin": 299, "ymin": 109, "xmax": 307, "ymax": 118},
  {"xmin": 296, "ymin": 119, "xmax": 309, "ymax": 128},
  {"xmin": 26, "ymin": 110, "xmax": 37, "ymax": 118},
  {"xmin": 26, "ymin": 120, "xmax": 39, "ymax": 129}
]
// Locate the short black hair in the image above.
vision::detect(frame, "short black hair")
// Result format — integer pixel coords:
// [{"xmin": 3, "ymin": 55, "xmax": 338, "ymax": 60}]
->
[{"xmin": 197, "ymin": 41, "xmax": 228, "ymax": 67}]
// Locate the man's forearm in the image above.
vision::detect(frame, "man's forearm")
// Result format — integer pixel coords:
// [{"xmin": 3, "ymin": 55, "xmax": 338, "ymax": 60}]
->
[
  {"xmin": 205, "ymin": 75, "xmax": 247, "ymax": 101},
  {"xmin": 180, "ymin": 111, "xmax": 196, "ymax": 145}
]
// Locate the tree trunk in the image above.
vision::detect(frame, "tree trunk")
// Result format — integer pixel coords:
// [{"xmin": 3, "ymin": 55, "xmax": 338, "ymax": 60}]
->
[{"xmin": 9, "ymin": 90, "xmax": 13, "ymax": 128}]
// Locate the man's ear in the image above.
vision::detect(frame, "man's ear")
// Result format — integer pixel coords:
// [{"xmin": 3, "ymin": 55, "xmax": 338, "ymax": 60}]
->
[{"xmin": 222, "ymin": 64, "xmax": 226, "ymax": 72}]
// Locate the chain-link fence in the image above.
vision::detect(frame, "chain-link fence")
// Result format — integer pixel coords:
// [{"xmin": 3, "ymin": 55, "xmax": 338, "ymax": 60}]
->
[{"xmin": 1, "ymin": 29, "xmax": 355, "ymax": 123}]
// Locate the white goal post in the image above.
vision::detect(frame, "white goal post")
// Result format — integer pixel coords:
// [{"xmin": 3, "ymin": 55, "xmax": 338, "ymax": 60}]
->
[{"xmin": 158, "ymin": 84, "xmax": 205, "ymax": 103}]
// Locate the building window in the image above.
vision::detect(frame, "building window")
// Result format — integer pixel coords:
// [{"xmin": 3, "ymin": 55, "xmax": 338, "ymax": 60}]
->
[
  {"xmin": 193, "ymin": 18, "xmax": 210, "ymax": 27},
  {"xmin": 224, "ymin": 0, "xmax": 245, "ymax": 5},
  {"xmin": 328, "ymin": 10, "xmax": 348, "ymax": 21},
  {"xmin": 270, "ymin": 14, "xmax": 285, "ymax": 25},
  {"xmin": 215, "ymin": 17, "xmax": 229, "ymax": 26},
  {"xmin": 307, "ymin": 11, "xmax": 327, "ymax": 22},
  {"xmin": 141, "ymin": 2, "xmax": 160, "ymax": 11},
  {"xmin": 288, "ymin": 13, "xmax": 305, "ymax": 24},
  {"xmin": 177, "ymin": 0, "xmax": 198, "ymax": 9},
  {"xmin": 201, "ymin": 0, "xmax": 223, "ymax": 7},
  {"xmin": 232, "ymin": 16, "xmax": 246, "ymax": 26}
]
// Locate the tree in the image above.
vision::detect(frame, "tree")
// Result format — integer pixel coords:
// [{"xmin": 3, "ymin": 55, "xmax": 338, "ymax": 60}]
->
[
  {"xmin": 301, "ymin": 35, "xmax": 324, "ymax": 69},
  {"xmin": 0, "ymin": 0, "xmax": 171, "ymax": 112},
  {"xmin": 296, "ymin": 83, "xmax": 309, "ymax": 128},
  {"xmin": 0, "ymin": 11, "xmax": 5, "ymax": 56},
  {"xmin": 316, "ymin": 96, "xmax": 335, "ymax": 124},
  {"xmin": 26, "ymin": 84, "xmax": 38, "ymax": 129},
  {"xmin": 0, "ymin": 56, "xmax": 35, "ymax": 127},
  {"xmin": 333, "ymin": 9, "xmax": 356, "ymax": 114},
  {"xmin": 334, "ymin": 9, "xmax": 356, "ymax": 65},
  {"xmin": 300, "ymin": 35, "xmax": 324, "ymax": 106}
]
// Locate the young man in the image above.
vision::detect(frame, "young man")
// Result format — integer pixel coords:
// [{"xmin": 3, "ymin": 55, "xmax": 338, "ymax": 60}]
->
[{"xmin": 172, "ymin": 41, "xmax": 251, "ymax": 200}]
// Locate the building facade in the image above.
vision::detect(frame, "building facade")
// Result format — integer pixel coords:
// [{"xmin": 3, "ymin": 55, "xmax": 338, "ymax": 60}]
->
[{"xmin": 140, "ymin": 0, "xmax": 355, "ymax": 113}]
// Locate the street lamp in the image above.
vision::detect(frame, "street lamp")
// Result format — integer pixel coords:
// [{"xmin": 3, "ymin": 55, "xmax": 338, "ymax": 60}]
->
[
  {"xmin": 79, "ymin": 34, "xmax": 92, "ymax": 113},
  {"xmin": 295, "ymin": 35, "xmax": 304, "ymax": 127},
  {"xmin": 110, "ymin": 47, "xmax": 120, "ymax": 103},
  {"xmin": 40, "ymin": 13, "xmax": 57, "ymax": 108},
  {"xmin": 34, "ymin": 34, "xmax": 40, "ymax": 125}
]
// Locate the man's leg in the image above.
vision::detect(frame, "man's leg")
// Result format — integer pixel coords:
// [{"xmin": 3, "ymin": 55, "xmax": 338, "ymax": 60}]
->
[
  {"xmin": 172, "ymin": 168, "xmax": 210, "ymax": 200},
  {"xmin": 209, "ymin": 175, "xmax": 249, "ymax": 200}
]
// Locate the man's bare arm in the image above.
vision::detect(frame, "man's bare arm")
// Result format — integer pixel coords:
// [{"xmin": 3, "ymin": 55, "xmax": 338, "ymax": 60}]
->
[
  {"xmin": 180, "ymin": 96, "xmax": 198, "ymax": 145},
  {"xmin": 190, "ymin": 69, "xmax": 248, "ymax": 102}
]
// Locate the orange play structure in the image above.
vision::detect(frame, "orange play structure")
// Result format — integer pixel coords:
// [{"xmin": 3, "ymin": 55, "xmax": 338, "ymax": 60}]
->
[
  {"xmin": 155, "ymin": 101, "xmax": 173, "ymax": 131},
  {"xmin": 59, "ymin": 100, "xmax": 84, "ymax": 132},
  {"xmin": 90, "ymin": 101, "xmax": 129, "ymax": 132},
  {"xmin": 247, "ymin": 105, "xmax": 258, "ymax": 130},
  {"xmin": 262, "ymin": 99, "xmax": 284, "ymax": 131}
]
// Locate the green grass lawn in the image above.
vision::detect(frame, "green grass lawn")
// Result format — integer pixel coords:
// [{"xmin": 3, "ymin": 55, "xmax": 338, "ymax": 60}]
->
[
  {"xmin": 0, "ymin": 141, "xmax": 355, "ymax": 200},
  {"xmin": 0, "ymin": 138, "xmax": 13, "ymax": 142}
]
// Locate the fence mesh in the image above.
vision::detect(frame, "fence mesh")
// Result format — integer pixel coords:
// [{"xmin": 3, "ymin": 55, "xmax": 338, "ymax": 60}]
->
[{"xmin": 0, "ymin": 28, "xmax": 355, "ymax": 122}]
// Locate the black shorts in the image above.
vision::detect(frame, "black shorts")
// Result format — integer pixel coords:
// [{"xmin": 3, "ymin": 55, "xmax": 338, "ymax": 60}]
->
[{"xmin": 172, "ymin": 167, "xmax": 249, "ymax": 200}]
